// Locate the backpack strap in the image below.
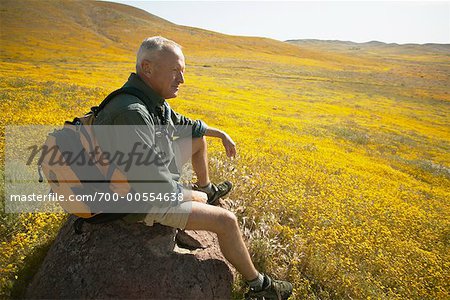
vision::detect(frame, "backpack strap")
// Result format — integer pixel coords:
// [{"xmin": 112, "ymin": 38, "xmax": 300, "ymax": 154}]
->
[{"xmin": 94, "ymin": 86, "xmax": 158, "ymax": 117}]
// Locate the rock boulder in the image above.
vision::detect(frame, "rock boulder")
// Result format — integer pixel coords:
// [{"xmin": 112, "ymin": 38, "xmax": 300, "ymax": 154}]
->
[{"xmin": 26, "ymin": 216, "xmax": 235, "ymax": 299}]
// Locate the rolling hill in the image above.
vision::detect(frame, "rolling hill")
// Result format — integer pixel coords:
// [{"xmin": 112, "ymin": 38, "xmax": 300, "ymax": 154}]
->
[{"xmin": 1, "ymin": 1, "xmax": 449, "ymax": 299}]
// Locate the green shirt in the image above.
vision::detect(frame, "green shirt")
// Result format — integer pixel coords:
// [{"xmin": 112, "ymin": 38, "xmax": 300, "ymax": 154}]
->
[{"xmin": 93, "ymin": 73, "xmax": 207, "ymax": 211}]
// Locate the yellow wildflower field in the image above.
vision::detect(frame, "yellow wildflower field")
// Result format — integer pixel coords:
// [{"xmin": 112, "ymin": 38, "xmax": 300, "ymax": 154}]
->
[{"xmin": 0, "ymin": 1, "xmax": 449, "ymax": 299}]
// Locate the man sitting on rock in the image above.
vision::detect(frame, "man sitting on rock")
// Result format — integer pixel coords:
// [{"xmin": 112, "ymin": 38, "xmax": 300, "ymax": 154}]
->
[{"xmin": 94, "ymin": 36, "xmax": 293, "ymax": 300}]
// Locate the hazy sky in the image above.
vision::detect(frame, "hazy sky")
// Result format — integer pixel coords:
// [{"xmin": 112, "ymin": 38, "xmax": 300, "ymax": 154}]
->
[{"xmin": 108, "ymin": 1, "xmax": 450, "ymax": 44}]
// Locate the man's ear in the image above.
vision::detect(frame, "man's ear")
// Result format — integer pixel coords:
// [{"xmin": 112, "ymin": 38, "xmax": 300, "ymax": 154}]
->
[{"xmin": 141, "ymin": 59, "xmax": 153, "ymax": 77}]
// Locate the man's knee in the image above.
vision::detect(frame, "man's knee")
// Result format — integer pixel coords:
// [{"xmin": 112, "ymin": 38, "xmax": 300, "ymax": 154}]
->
[{"xmin": 216, "ymin": 210, "xmax": 238, "ymax": 235}]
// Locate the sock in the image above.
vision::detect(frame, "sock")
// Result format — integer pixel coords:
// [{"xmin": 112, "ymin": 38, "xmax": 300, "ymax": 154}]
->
[
  {"xmin": 247, "ymin": 273, "xmax": 265, "ymax": 291},
  {"xmin": 197, "ymin": 182, "xmax": 214, "ymax": 196}
]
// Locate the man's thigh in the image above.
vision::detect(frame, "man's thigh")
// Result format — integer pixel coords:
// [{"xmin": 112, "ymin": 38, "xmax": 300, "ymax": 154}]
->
[
  {"xmin": 184, "ymin": 201, "xmax": 234, "ymax": 233},
  {"xmin": 123, "ymin": 201, "xmax": 231, "ymax": 232}
]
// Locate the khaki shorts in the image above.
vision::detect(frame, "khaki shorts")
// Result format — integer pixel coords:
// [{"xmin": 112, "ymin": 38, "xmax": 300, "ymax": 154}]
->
[{"xmin": 123, "ymin": 201, "xmax": 192, "ymax": 230}]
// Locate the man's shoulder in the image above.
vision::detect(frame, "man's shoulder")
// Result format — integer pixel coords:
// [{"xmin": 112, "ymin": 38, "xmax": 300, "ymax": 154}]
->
[
  {"xmin": 95, "ymin": 93, "xmax": 153, "ymax": 124},
  {"xmin": 113, "ymin": 92, "xmax": 149, "ymax": 109}
]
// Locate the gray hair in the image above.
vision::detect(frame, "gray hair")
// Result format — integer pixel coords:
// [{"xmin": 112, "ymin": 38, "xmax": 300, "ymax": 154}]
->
[{"xmin": 136, "ymin": 36, "xmax": 182, "ymax": 72}]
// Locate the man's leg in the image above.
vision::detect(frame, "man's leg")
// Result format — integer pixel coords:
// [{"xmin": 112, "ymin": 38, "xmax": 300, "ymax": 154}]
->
[
  {"xmin": 175, "ymin": 136, "xmax": 210, "ymax": 186},
  {"xmin": 184, "ymin": 201, "xmax": 258, "ymax": 281},
  {"xmin": 174, "ymin": 137, "xmax": 257, "ymax": 277},
  {"xmin": 173, "ymin": 138, "xmax": 292, "ymax": 298},
  {"xmin": 174, "ymin": 136, "xmax": 233, "ymax": 205}
]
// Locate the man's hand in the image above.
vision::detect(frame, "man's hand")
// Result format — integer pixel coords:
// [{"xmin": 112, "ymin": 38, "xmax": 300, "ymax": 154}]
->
[
  {"xmin": 182, "ymin": 189, "xmax": 207, "ymax": 203},
  {"xmin": 205, "ymin": 127, "xmax": 237, "ymax": 158},
  {"xmin": 221, "ymin": 133, "xmax": 236, "ymax": 158}
]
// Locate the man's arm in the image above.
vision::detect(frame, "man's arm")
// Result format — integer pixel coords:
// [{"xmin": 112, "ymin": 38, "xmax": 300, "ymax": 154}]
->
[
  {"xmin": 106, "ymin": 109, "xmax": 183, "ymax": 210},
  {"xmin": 169, "ymin": 105, "xmax": 236, "ymax": 157},
  {"xmin": 205, "ymin": 127, "xmax": 236, "ymax": 158}
]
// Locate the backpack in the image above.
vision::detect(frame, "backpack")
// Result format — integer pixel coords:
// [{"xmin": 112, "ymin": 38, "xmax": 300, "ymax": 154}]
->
[{"xmin": 38, "ymin": 87, "xmax": 155, "ymax": 233}]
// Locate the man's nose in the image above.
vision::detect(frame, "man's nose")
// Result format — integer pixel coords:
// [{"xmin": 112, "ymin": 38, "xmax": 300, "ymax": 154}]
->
[{"xmin": 178, "ymin": 71, "xmax": 184, "ymax": 84}]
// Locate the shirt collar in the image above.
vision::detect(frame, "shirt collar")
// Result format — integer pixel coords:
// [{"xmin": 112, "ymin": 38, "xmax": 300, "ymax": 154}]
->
[{"xmin": 123, "ymin": 73, "xmax": 165, "ymax": 107}]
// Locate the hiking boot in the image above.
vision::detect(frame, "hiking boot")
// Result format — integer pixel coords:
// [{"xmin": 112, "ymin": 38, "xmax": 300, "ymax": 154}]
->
[
  {"xmin": 245, "ymin": 274, "xmax": 293, "ymax": 300},
  {"xmin": 191, "ymin": 181, "xmax": 233, "ymax": 205}
]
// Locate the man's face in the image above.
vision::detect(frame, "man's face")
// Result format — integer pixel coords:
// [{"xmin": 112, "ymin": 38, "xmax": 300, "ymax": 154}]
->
[{"xmin": 143, "ymin": 48, "xmax": 185, "ymax": 99}]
